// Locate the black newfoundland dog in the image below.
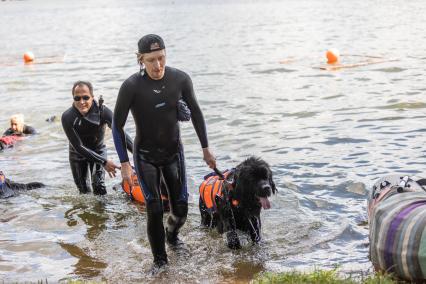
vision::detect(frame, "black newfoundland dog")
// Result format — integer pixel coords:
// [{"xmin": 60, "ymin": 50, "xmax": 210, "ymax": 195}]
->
[{"xmin": 199, "ymin": 156, "xmax": 277, "ymax": 249}]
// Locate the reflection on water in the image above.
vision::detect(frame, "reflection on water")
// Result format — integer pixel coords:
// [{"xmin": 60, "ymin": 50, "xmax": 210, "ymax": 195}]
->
[
  {"xmin": 1, "ymin": 0, "xmax": 426, "ymax": 282},
  {"xmin": 64, "ymin": 200, "xmax": 108, "ymax": 240},
  {"xmin": 59, "ymin": 242, "xmax": 107, "ymax": 278},
  {"xmin": 221, "ymin": 260, "xmax": 265, "ymax": 282}
]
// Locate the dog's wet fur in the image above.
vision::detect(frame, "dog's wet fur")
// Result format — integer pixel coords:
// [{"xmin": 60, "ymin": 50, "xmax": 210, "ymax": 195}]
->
[{"xmin": 199, "ymin": 156, "xmax": 277, "ymax": 249}]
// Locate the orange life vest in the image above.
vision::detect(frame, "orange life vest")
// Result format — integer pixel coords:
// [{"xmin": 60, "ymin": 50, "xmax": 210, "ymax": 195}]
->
[
  {"xmin": 122, "ymin": 173, "xmax": 168, "ymax": 204},
  {"xmin": 199, "ymin": 170, "xmax": 238, "ymax": 212}
]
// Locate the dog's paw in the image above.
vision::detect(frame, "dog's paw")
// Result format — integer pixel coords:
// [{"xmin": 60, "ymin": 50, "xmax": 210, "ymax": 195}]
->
[{"xmin": 226, "ymin": 231, "xmax": 241, "ymax": 250}]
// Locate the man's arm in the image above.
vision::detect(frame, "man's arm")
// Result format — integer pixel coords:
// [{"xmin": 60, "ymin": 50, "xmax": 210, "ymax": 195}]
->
[
  {"xmin": 61, "ymin": 113, "xmax": 107, "ymax": 165},
  {"xmin": 181, "ymin": 73, "xmax": 216, "ymax": 169},
  {"xmin": 3, "ymin": 128, "xmax": 13, "ymax": 136},
  {"xmin": 103, "ymin": 106, "xmax": 134, "ymax": 154},
  {"xmin": 5, "ymin": 179, "xmax": 44, "ymax": 190},
  {"xmin": 112, "ymin": 80, "xmax": 135, "ymax": 184},
  {"xmin": 102, "ymin": 106, "xmax": 133, "ymax": 177}
]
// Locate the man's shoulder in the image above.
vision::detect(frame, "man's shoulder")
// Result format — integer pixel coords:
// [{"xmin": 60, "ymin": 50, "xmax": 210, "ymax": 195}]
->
[
  {"xmin": 61, "ymin": 106, "xmax": 77, "ymax": 122},
  {"xmin": 166, "ymin": 66, "xmax": 190, "ymax": 81},
  {"xmin": 123, "ymin": 72, "xmax": 142, "ymax": 85}
]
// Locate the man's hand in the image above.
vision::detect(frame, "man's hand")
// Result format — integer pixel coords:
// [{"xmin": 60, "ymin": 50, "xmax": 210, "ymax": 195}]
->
[
  {"xmin": 121, "ymin": 162, "xmax": 133, "ymax": 187},
  {"xmin": 104, "ymin": 160, "xmax": 120, "ymax": 178},
  {"xmin": 202, "ymin": 147, "xmax": 216, "ymax": 169}
]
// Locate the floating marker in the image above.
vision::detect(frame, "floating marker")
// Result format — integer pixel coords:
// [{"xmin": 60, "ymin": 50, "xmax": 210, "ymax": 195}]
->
[
  {"xmin": 326, "ymin": 49, "xmax": 340, "ymax": 64},
  {"xmin": 23, "ymin": 52, "xmax": 34, "ymax": 63}
]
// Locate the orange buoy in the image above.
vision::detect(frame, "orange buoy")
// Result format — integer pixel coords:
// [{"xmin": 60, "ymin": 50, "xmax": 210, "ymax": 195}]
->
[
  {"xmin": 23, "ymin": 52, "xmax": 35, "ymax": 63},
  {"xmin": 122, "ymin": 173, "xmax": 169, "ymax": 205},
  {"xmin": 122, "ymin": 173, "xmax": 145, "ymax": 203},
  {"xmin": 326, "ymin": 49, "xmax": 340, "ymax": 64}
]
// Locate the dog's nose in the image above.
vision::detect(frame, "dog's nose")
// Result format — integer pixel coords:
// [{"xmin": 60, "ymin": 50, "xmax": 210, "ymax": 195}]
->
[{"xmin": 262, "ymin": 185, "xmax": 271, "ymax": 191}]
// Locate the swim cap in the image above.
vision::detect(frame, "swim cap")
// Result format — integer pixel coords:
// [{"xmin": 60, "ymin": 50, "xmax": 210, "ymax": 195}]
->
[{"xmin": 138, "ymin": 34, "xmax": 165, "ymax": 54}]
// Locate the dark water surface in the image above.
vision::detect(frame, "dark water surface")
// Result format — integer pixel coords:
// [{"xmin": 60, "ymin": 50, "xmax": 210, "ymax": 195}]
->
[{"xmin": 1, "ymin": 0, "xmax": 426, "ymax": 282}]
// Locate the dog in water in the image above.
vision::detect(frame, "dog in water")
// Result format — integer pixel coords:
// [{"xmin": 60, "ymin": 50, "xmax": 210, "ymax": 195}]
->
[
  {"xmin": 0, "ymin": 171, "xmax": 45, "ymax": 198},
  {"xmin": 199, "ymin": 156, "xmax": 277, "ymax": 249}
]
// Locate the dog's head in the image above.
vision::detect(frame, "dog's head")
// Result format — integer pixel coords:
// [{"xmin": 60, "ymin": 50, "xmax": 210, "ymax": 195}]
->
[{"xmin": 231, "ymin": 156, "xmax": 277, "ymax": 213}]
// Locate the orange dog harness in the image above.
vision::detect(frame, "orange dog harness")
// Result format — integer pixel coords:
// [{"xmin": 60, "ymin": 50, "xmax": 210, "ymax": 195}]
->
[{"xmin": 199, "ymin": 170, "xmax": 238, "ymax": 212}]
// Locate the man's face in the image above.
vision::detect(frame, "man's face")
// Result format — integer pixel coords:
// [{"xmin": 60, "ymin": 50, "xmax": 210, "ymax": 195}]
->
[
  {"xmin": 73, "ymin": 84, "xmax": 93, "ymax": 115},
  {"xmin": 141, "ymin": 49, "xmax": 166, "ymax": 80},
  {"xmin": 10, "ymin": 119, "xmax": 20, "ymax": 132}
]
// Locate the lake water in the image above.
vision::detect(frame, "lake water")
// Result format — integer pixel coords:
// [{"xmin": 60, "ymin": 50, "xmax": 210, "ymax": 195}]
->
[{"xmin": 1, "ymin": 0, "xmax": 426, "ymax": 282}]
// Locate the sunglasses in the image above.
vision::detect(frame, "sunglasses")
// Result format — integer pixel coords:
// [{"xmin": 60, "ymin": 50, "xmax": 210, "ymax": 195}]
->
[{"xmin": 73, "ymin": 95, "xmax": 91, "ymax": 102}]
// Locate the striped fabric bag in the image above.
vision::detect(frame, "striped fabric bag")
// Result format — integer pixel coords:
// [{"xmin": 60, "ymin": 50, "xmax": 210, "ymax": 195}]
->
[{"xmin": 368, "ymin": 175, "xmax": 426, "ymax": 281}]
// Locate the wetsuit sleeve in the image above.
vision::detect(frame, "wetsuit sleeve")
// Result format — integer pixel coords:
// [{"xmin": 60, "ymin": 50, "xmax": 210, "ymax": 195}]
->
[
  {"xmin": 125, "ymin": 132, "xmax": 134, "ymax": 154},
  {"xmin": 61, "ymin": 113, "xmax": 108, "ymax": 165},
  {"xmin": 103, "ymin": 105, "xmax": 134, "ymax": 155},
  {"xmin": 6, "ymin": 179, "xmax": 29, "ymax": 190},
  {"xmin": 3, "ymin": 128, "xmax": 13, "ymax": 136},
  {"xmin": 181, "ymin": 75, "xmax": 209, "ymax": 148},
  {"xmin": 23, "ymin": 125, "xmax": 36, "ymax": 135},
  {"xmin": 113, "ymin": 80, "xmax": 134, "ymax": 163},
  {"xmin": 5, "ymin": 179, "xmax": 44, "ymax": 190}
]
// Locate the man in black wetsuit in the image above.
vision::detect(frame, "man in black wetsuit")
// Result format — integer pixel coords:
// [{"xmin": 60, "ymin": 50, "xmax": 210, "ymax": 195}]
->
[
  {"xmin": 62, "ymin": 81, "xmax": 133, "ymax": 195},
  {"xmin": 112, "ymin": 34, "xmax": 216, "ymax": 268}
]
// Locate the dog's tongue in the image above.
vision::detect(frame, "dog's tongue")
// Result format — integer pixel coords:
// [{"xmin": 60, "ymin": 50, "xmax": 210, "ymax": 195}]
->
[{"xmin": 259, "ymin": 197, "xmax": 271, "ymax": 209}]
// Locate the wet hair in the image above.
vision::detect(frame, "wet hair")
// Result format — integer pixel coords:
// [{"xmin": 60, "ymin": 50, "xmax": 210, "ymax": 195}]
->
[
  {"xmin": 10, "ymin": 114, "xmax": 25, "ymax": 133},
  {"xmin": 72, "ymin": 81, "xmax": 93, "ymax": 96}
]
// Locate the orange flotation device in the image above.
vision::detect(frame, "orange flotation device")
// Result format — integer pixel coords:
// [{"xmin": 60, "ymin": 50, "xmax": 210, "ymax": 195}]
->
[
  {"xmin": 122, "ymin": 173, "xmax": 169, "ymax": 205},
  {"xmin": 122, "ymin": 173, "xmax": 145, "ymax": 203},
  {"xmin": 199, "ymin": 170, "xmax": 238, "ymax": 212}
]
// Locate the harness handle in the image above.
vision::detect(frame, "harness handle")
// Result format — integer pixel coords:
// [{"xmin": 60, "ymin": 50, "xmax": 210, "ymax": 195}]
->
[{"xmin": 214, "ymin": 167, "xmax": 225, "ymax": 180}]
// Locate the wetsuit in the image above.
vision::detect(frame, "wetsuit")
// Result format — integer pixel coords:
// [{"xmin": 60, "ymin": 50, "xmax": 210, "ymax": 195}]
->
[
  {"xmin": 3, "ymin": 125, "xmax": 36, "ymax": 136},
  {"xmin": 0, "ymin": 171, "xmax": 44, "ymax": 198},
  {"xmin": 62, "ymin": 101, "xmax": 133, "ymax": 195},
  {"xmin": 113, "ymin": 66, "xmax": 208, "ymax": 264},
  {"xmin": 0, "ymin": 125, "xmax": 35, "ymax": 151}
]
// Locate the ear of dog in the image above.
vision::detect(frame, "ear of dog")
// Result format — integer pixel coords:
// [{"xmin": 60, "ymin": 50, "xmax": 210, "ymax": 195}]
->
[{"xmin": 269, "ymin": 174, "xmax": 277, "ymax": 194}]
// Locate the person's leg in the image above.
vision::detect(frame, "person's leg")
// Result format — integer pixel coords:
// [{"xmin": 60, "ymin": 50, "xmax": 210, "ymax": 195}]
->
[
  {"xmin": 91, "ymin": 162, "xmax": 107, "ymax": 195},
  {"xmin": 134, "ymin": 155, "xmax": 167, "ymax": 266},
  {"xmin": 69, "ymin": 157, "xmax": 90, "ymax": 193},
  {"xmin": 162, "ymin": 150, "xmax": 188, "ymax": 246},
  {"xmin": 159, "ymin": 175, "xmax": 170, "ymax": 212}
]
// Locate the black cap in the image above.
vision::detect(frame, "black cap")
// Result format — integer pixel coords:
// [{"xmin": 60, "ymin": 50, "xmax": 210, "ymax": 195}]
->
[{"xmin": 138, "ymin": 34, "xmax": 165, "ymax": 54}]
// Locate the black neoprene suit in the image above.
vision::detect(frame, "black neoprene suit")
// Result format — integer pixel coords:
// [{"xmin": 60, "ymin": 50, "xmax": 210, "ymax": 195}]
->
[
  {"xmin": 113, "ymin": 66, "xmax": 209, "ymax": 264},
  {"xmin": 3, "ymin": 125, "xmax": 36, "ymax": 136},
  {"xmin": 62, "ymin": 101, "xmax": 133, "ymax": 194},
  {"xmin": 0, "ymin": 172, "xmax": 45, "ymax": 198}
]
